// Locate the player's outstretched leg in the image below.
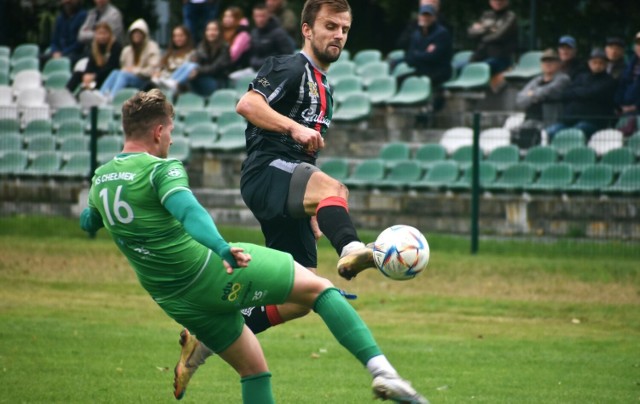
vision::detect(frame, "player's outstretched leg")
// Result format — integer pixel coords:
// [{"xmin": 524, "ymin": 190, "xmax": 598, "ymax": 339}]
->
[{"xmin": 173, "ymin": 328, "xmax": 214, "ymax": 400}]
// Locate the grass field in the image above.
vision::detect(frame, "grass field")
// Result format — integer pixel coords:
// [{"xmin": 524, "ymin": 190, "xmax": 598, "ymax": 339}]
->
[{"xmin": 1, "ymin": 216, "xmax": 639, "ymax": 403}]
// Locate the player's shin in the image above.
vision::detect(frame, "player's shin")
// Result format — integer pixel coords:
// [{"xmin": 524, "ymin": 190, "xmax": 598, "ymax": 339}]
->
[{"xmin": 315, "ymin": 196, "xmax": 360, "ymax": 255}]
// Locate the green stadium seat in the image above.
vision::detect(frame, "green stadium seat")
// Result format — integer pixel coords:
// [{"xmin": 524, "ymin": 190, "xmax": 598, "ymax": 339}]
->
[
  {"xmin": 187, "ymin": 122, "xmax": 218, "ymax": 149},
  {"xmin": 233, "ymin": 74, "xmax": 255, "ymax": 98},
  {"xmin": 207, "ymin": 89, "xmax": 238, "ymax": 118},
  {"xmin": 343, "ymin": 159, "xmax": 385, "ymax": 188},
  {"xmin": 10, "ymin": 44, "xmax": 39, "ymax": 66},
  {"xmin": 23, "ymin": 119, "xmax": 52, "ymax": 138},
  {"xmin": 379, "ymin": 142, "xmax": 411, "ymax": 168},
  {"xmin": 409, "ymin": 160, "xmax": 459, "ymax": 189},
  {"xmin": 551, "ymin": 128, "xmax": 585, "ymax": 155},
  {"xmin": 85, "ymin": 105, "xmax": 116, "ymax": 134},
  {"xmin": 600, "ymin": 147, "xmax": 635, "ymax": 173},
  {"xmin": 10, "ymin": 57, "xmax": 39, "ymax": 80},
  {"xmin": 52, "ymin": 106, "xmax": 83, "ymax": 130},
  {"xmin": 450, "ymin": 144, "xmax": 474, "ymax": 170},
  {"xmin": 210, "ymin": 123, "xmax": 245, "ymax": 152},
  {"xmin": 0, "ymin": 46, "xmax": 10, "ymax": 58},
  {"xmin": 25, "ymin": 135, "xmax": 56, "ymax": 158},
  {"xmin": 414, "ymin": 143, "xmax": 447, "ymax": 170},
  {"xmin": 337, "ymin": 48, "xmax": 350, "ymax": 62},
  {"xmin": 443, "ymin": 62, "xmax": 490, "ymax": 90},
  {"xmin": 56, "ymin": 120, "xmax": 85, "ymax": 138},
  {"xmin": 42, "ymin": 57, "xmax": 71, "ymax": 80},
  {"xmin": 23, "ymin": 151, "xmax": 61, "ymax": 176},
  {"xmin": 386, "ymin": 49, "xmax": 405, "ymax": 62},
  {"xmin": 333, "ymin": 76, "xmax": 363, "ymax": 104},
  {"xmin": 452, "ymin": 50, "xmax": 473, "ymax": 67},
  {"xmin": 327, "ymin": 61, "xmax": 356, "ymax": 86},
  {"xmin": 183, "ymin": 110, "xmax": 213, "ymax": 132},
  {"xmin": 628, "ymin": 131, "xmax": 640, "ymax": 157},
  {"xmin": 606, "ymin": 166, "xmax": 640, "ymax": 194},
  {"xmin": 525, "ymin": 163, "xmax": 574, "ymax": 192},
  {"xmin": 503, "ymin": 51, "xmax": 544, "ymax": 80},
  {"xmin": 448, "ymin": 161, "xmax": 498, "ymax": 191},
  {"xmin": 0, "ymin": 57, "xmax": 9, "ymax": 74},
  {"xmin": 523, "ymin": 145, "xmax": 558, "ymax": 170},
  {"xmin": 0, "ymin": 150, "xmax": 28, "ymax": 175},
  {"xmin": 358, "ymin": 61, "xmax": 390, "ymax": 86},
  {"xmin": 374, "ymin": 160, "xmax": 422, "ymax": 188},
  {"xmin": 352, "ymin": 49, "xmax": 382, "ymax": 70},
  {"xmin": 0, "ymin": 117, "xmax": 21, "ymax": 135},
  {"xmin": 365, "ymin": 76, "xmax": 396, "ymax": 104},
  {"xmin": 169, "ymin": 137, "xmax": 191, "ymax": 162},
  {"xmin": 569, "ymin": 164, "xmax": 614, "ymax": 192},
  {"xmin": 486, "ymin": 162, "xmax": 536, "ymax": 192},
  {"xmin": 563, "ymin": 146, "xmax": 596, "ymax": 173},
  {"xmin": 0, "ymin": 70, "xmax": 9, "ymax": 85},
  {"xmin": 97, "ymin": 136, "xmax": 122, "ymax": 163},
  {"xmin": 174, "ymin": 92, "xmax": 206, "ymax": 119},
  {"xmin": 332, "ymin": 92, "xmax": 371, "ymax": 123},
  {"xmin": 319, "ymin": 158, "xmax": 350, "ymax": 182},
  {"xmin": 59, "ymin": 135, "xmax": 89, "ymax": 160},
  {"xmin": 216, "ymin": 111, "xmax": 245, "ymax": 133},
  {"xmin": 486, "ymin": 144, "xmax": 520, "ymax": 171},
  {"xmin": 391, "ymin": 61, "xmax": 415, "ymax": 78},
  {"xmin": 58, "ymin": 151, "xmax": 91, "ymax": 178},
  {"xmin": 112, "ymin": 88, "xmax": 139, "ymax": 117},
  {"xmin": 0, "ymin": 133, "xmax": 23, "ymax": 156},
  {"xmin": 387, "ymin": 76, "xmax": 430, "ymax": 106}
]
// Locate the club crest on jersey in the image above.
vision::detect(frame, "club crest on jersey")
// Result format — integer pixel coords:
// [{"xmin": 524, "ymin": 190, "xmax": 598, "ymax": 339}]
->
[
  {"xmin": 308, "ymin": 80, "xmax": 319, "ymax": 102},
  {"xmin": 257, "ymin": 77, "xmax": 270, "ymax": 87},
  {"xmin": 167, "ymin": 168, "xmax": 183, "ymax": 177}
]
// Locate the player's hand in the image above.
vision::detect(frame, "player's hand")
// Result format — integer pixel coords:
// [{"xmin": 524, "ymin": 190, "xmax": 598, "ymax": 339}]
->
[
  {"xmin": 223, "ymin": 247, "xmax": 252, "ymax": 274},
  {"xmin": 290, "ymin": 125, "xmax": 325, "ymax": 152}
]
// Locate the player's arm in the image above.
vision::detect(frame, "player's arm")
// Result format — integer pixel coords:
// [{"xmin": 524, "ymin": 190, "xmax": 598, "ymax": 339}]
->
[
  {"xmin": 163, "ymin": 190, "xmax": 250, "ymax": 269},
  {"xmin": 236, "ymin": 90, "xmax": 325, "ymax": 151},
  {"xmin": 80, "ymin": 207, "xmax": 104, "ymax": 233}
]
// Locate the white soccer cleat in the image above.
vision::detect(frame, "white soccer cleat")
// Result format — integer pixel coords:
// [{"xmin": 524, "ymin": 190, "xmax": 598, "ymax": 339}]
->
[
  {"xmin": 337, "ymin": 241, "xmax": 375, "ymax": 280},
  {"xmin": 372, "ymin": 372, "xmax": 430, "ymax": 404}
]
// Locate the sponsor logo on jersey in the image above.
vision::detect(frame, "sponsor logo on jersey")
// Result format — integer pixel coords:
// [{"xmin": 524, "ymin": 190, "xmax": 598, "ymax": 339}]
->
[
  {"xmin": 221, "ymin": 282, "xmax": 243, "ymax": 302},
  {"xmin": 257, "ymin": 77, "xmax": 270, "ymax": 87},
  {"xmin": 301, "ymin": 108, "xmax": 331, "ymax": 126}
]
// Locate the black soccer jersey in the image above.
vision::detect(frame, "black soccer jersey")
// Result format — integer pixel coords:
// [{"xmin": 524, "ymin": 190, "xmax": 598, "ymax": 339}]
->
[{"xmin": 246, "ymin": 52, "xmax": 333, "ymax": 164}]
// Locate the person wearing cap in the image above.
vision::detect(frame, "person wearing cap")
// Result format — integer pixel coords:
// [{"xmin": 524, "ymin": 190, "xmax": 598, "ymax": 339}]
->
[
  {"xmin": 404, "ymin": 4, "xmax": 453, "ymax": 89},
  {"xmin": 467, "ymin": 0, "xmax": 518, "ymax": 80},
  {"xmin": 546, "ymin": 48, "xmax": 617, "ymax": 140},
  {"xmin": 613, "ymin": 32, "xmax": 640, "ymax": 135},
  {"xmin": 515, "ymin": 48, "xmax": 570, "ymax": 127},
  {"xmin": 557, "ymin": 35, "xmax": 588, "ymax": 80},
  {"xmin": 605, "ymin": 36, "xmax": 627, "ymax": 80}
]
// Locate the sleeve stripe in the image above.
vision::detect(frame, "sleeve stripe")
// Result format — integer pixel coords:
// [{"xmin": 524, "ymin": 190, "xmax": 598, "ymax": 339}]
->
[{"xmin": 160, "ymin": 186, "xmax": 192, "ymax": 205}]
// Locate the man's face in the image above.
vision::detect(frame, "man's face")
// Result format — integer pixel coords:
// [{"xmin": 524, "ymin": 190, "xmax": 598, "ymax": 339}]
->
[
  {"xmin": 253, "ymin": 8, "xmax": 269, "ymax": 29},
  {"xmin": 418, "ymin": 12, "xmax": 436, "ymax": 29},
  {"xmin": 266, "ymin": 0, "xmax": 283, "ymax": 13},
  {"xmin": 303, "ymin": 5, "xmax": 351, "ymax": 67},
  {"xmin": 588, "ymin": 58, "xmax": 607, "ymax": 74},
  {"xmin": 94, "ymin": 0, "xmax": 108, "ymax": 8},
  {"xmin": 605, "ymin": 44, "xmax": 624, "ymax": 62},
  {"xmin": 541, "ymin": 59, "xmax": 560, "ymax": 75},
  {"xmin": 489, "ymin": 0, "xmax": 508, "ymax": 11},
  {"xmin": 558, "ymin": 45, "xmax": 576, "ymax": 61}
]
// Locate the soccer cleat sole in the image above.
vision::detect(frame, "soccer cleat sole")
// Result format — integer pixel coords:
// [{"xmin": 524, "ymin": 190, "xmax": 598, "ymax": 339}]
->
[
  {"xmin": 372, "ymin": 374, "xmax": 430, "ymax": 404},
  {"xmin": 337, "ymin": 245, "xmax": 375, "ymax": 280},
  {"xmin": 173, "ymin": 329, "xmax": 198, "ymax": 400}
]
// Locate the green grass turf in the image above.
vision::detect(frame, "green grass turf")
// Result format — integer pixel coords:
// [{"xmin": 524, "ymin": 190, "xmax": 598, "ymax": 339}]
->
[{"xmin": 0, "ymin": 216, "xmax": 639, "ymax": 403}]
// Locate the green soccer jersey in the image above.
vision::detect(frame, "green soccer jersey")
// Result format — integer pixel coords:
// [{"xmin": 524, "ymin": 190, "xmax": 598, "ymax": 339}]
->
[{"xmin": 88, "ymin": 153, "xmax": 211, "ymax": 299}]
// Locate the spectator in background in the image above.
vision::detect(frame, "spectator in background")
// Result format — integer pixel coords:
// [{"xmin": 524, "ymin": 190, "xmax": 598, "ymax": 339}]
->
[
  {"xmin": 99, "ymin": 18, "xmax": 160, "ymax": 99},
  {"xmin": 515, "ymin": 48, "xmax": 570, "ymax": 137},
  {"xmin": 67, "ymin": 21, "xmax": 122, "ymax": 93},
  {"xmin": 221, "ymin": 6, "xmax": 252, "ymax": 71},
  {"xmin": 77, "ymin": 0, "xmax": 124, "ymax": 47},
  {"xmin": 614, "ymin": 32, "xmax": 640, "ymax": 136},
  {"xmin": 605, "ymin": 36, "xmax": 627, "ymax": 81},
  {"xmin": 557, "ymin": 35, "xmax": 587, "ymax": 80},
  {"xmin": 152, "ymin": 25, "xmax": 195, "ymax": 90},
  {"xmin": 248, "ymin": 3, "xmax": 295, "ymax": 72},
  {"xmin": 45, "ymin": 0, "xmax": 88, "ymax": 67},
  {"xmin": 266, "ymin": 0, "xmax": 300, "ymax": 47},
  {"xmin": 182, "ymin": 0, "xmax": 220, "ymax": 45},
  {"xmin": 546, "ymin": 48, "xmax": 617, "ymax": 140},
  {"xmin": 467, "ymin": 0, "xmax": 518, "ymax": 90}
]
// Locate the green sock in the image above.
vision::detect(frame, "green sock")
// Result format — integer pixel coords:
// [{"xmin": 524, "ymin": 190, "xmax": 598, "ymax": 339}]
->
[
  {"xmin": 313, "ymin": 287, "xmax": 382, "ymax": 365},
  {"xmin": 241, "ymin": 372, "xmax": 274, "ymax": 404}
]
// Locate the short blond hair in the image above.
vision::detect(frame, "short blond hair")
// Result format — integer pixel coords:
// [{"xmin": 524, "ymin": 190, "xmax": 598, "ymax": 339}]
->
[{"xmin": 121, "ymin": 89, "xmax": 174, "ymax": 139}]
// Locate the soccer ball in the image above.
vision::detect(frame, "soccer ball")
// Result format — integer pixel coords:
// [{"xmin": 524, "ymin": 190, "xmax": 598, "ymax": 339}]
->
[{"xmin": 372, "ymin": 225, "xmax": 430, "ymax": 281}]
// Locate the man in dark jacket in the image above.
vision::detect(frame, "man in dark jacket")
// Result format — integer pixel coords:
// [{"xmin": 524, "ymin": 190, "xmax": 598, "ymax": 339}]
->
[
  {"xmin": 249, "ymin": 3, "xmax": 295, "ymax": 71},
  {"xmin": 546, "ymin": 48, "xmax": 617, "ymax": 140},
  {"xmin": 404, "ymin": 4, "xmax": 452, "ymax": 88}
]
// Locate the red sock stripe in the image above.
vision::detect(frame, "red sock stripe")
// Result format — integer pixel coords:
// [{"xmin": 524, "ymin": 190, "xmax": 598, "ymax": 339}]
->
[
  {"xmin": 316, "ymin": 196, "xmax": 349, "ymax": 216},
  {"xmin": 266, "ymin": 305, "xmax": 284, "ymax": 326}
]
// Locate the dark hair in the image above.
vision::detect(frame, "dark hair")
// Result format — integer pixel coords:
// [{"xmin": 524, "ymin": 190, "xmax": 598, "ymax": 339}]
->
[
  {"xmin": 161, "ymin": 25, "xmax": 194, "ymax": 68},
  {"xmin": 121, "ymin": 89, "xmax": 174, "ymax": 138},
  {"xmin": 301, "ymin": 0, "xmax": 351, "ymax": 28},
  {"xmin": 253, "ymin": 3, "xmax": 268, "ymax": 11}
]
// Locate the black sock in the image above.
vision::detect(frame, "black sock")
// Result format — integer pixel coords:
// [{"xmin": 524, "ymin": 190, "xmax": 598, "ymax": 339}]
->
[
  {"xmin": 316, "ymin": 205, "xmax": 360, "ymax": 255},
  {"xmin": 242, "ymin": 306, "xmax": 272, "ymax": 334}
]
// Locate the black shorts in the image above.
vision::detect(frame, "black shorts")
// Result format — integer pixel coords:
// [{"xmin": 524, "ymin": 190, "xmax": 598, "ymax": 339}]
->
[{"xmin": 241, "ymin": 152, "xmax": 319, "ymax": 268}]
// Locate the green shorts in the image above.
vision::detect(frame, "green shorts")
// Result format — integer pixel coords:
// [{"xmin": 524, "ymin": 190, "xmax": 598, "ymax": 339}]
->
[{"xmin": 156, "ymin": 242, "xmax": 295, "ymax": 353}]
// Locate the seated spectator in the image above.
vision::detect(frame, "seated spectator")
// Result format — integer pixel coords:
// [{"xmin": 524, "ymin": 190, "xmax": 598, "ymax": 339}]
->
[
  {"xmin": 605, "ymin": 36, "xmax": 627, "ymax": 81},
  {"xmin": 614, "ymin": 32, "xmax": 640, "ymax": 136},
  {"xmin": 221, "ymin": 6, "xmax": 252, "ymax": 70},
  {"xmin": 467, "ymin": 0, "xmax": 518, "ymax": 89},
  {"xmin": 404, "ymin": 4, "xmax": 452, "ymax": 89},
  {"xmin": 167, "ymin": 20, "xmax": 231, "ymax": 97},
  {"xmin": 266, "ymin": 0, "xmax": 299, "ymax": 47},
  {"xmin": 182, "ymin": 0, "xmax": 221, "ymax": 45},
  {"xmin": 152, "ymin": 25, "xmax": 195, "ymax": 89},
  {"xmin": 99, "ymin": 18, "xmax": 160, "ymax": 98},
  {"xmin": 557, "ymin": 35, "xmax": 587, "ymax": 80},
  {"xmin": 248, "ymin": 3, "xmax": 295, "ymax": 72},
  {"xmin": 66, "ymin": 21, "xmax": 122, "ymax": 93},
  {"xmin": 77, "ymin": 0, "xmax": 124, "ymax": 48},
  {"xmin": 546, "ymin": 48, "xmax": 617, "ymax": 140},
  {"xmin": 45, "ymin": 0, "xmax": 88, "ymax": 67}
]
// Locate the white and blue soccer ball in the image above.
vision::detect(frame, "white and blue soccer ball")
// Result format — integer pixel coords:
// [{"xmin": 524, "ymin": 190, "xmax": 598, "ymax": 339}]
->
[{"xmin": 372, "ymin": 225, "xmax": 430, "ymax": 281}]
